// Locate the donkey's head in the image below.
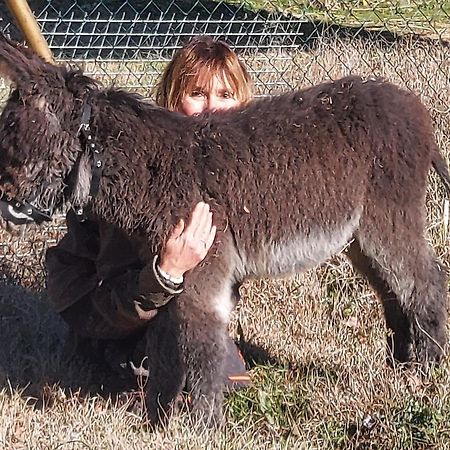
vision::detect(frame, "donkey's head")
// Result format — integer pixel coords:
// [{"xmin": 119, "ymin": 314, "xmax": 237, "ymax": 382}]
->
[{"xmin": 0, "ymin": 35, "xmax": 98, "ymax": 226}]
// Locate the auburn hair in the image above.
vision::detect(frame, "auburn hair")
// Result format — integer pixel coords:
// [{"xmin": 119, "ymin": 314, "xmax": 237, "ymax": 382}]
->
[{"xmin": 155, "ymin": 36, "xmax": 253, "ymax": 110}]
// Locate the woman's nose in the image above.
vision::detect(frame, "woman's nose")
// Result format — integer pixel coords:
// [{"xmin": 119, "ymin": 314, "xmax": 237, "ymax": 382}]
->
[{"xmin": 207, "ymin": 96, "xmax": 220, "ymax": 112}]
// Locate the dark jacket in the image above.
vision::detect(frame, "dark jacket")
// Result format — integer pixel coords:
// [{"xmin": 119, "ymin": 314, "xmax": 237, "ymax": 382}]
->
[{"xmin": 46, "ymin": 210, "xmax": 180, "ymax": 340}]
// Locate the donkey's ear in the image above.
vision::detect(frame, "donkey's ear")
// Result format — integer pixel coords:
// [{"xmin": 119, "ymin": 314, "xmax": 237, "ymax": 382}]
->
[{"xmin": 0, "ymin": 34, "xmax": 48, "ymax": 87}]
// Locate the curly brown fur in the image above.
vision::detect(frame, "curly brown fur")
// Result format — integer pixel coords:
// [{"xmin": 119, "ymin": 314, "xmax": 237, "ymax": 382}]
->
[{"xmin": 0, "ymin": 35, "xmax": 448, "ymax": 426}]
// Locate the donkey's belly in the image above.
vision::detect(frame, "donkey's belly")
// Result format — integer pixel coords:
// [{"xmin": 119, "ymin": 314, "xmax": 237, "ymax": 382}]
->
[{"xmin": 239, "ymin": 208, "xmax": 362, "ymax": 278}]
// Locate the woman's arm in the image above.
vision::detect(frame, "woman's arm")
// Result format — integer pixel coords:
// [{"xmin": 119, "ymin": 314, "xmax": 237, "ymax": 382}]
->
[{"xmin": 46, "ymin": 202, "xmax": 216, "ymax": 338}]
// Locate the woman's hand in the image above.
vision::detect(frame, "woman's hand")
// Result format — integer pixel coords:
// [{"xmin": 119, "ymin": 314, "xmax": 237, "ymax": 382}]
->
[{"xmin": 158, "ymin": 202, "xmax": 217, "ymax": 278}]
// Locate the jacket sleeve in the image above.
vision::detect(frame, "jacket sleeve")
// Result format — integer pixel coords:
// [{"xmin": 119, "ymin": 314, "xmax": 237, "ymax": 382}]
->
[{"xmin": 46, "ymin": 210, "xmax": 181, "ymax": 337}]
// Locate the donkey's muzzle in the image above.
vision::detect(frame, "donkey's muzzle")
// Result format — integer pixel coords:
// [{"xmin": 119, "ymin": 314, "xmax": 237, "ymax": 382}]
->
[{"xmin": 0, "ymin": 198, "xmax": 52, "ymax": 225}]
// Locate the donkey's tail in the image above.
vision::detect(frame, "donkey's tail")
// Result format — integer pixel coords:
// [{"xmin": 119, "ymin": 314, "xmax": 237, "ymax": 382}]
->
[{"xmin": 432, "ymin": 148, "xmax": 450, "ymax": 195}]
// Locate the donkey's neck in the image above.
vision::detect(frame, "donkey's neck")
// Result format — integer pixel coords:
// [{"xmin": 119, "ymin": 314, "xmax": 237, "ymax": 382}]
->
[{"xmin": 83, "ymin": 88, "xmax": 201, "ymax": 249}]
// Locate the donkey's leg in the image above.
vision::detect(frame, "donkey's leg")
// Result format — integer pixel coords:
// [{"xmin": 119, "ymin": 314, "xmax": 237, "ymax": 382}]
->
[
  {"xmin": 351, "ymin": 215, "xmax": 448, "ymax": 365},
  {"xmin": 145, "ymin": 247, "xmax": 236, "ymax": 426},
  {"xmin": 176, "ymin": 233, "xmax": 239, "ymax": 426},
  {"xmin": 145, "ymin": 306, "xmax": 186, "ymax": 427},
  {"xmin": 177, "ymin": 276, "xmax": 235, "ymax": 427},
  {"xmin": 346, "ymin": 240, "xmax": 412, "ymax": 363}
]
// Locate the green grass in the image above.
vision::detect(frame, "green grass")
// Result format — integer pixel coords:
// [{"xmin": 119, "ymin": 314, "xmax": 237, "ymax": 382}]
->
[
  {"xmin": 227, "ymin": 365, "xmax": 311, "ymax": 434},
  {"xmin": 225, "ymin": 0, "xmax": 450, "ymax": 39}
]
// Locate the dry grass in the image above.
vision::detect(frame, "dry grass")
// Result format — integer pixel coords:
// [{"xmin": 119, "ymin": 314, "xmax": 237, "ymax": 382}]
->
[{"xmin": 0, "ymin": 37, "xmax": 450, "ymax": 449}]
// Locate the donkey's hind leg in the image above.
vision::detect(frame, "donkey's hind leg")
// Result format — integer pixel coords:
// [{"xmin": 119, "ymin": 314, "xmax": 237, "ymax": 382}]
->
[
  {"xmin": 348, "ymin": 220, "xmax": 448, "ymax": 365},
  {"xmin": 347, "ymin": 240, "xmax": 412, "ymax": 363}
]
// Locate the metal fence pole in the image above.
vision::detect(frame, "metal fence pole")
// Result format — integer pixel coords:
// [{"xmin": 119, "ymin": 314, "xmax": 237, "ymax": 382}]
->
[{"xmin": 4, "ymin": 0, "xmax": 53, "ymax": 62}]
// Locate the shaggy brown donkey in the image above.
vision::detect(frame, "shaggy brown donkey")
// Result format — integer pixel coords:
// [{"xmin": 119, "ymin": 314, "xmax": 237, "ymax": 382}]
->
[{"xmin": 0, "ymin": 36, "xmax": 448, "ymax": 426}]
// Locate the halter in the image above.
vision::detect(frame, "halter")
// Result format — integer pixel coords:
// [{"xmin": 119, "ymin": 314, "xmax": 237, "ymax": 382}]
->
[
  {"xmin": 73, "ymin": 99, "xmax": 103, "ymax": 220},
  {"xmin": 0, "ymin": 99, "xmax": 103, "ymax": 225},
  {"xmin": 0, "ymin": 197, "xmax": 51, "ymax": 225}
]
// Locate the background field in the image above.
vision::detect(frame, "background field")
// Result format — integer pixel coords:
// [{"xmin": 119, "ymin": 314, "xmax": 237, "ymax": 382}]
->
[{"xmin": 0, "ymin": 1, "xmax": 450, "ymax": 449}]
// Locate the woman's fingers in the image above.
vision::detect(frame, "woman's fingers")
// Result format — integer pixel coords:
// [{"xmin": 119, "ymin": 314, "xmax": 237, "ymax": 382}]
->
[
  {"xmin": 168, "ymin": 218, "xmax": 185, "ymax": 241},
  {"xmin": 159, "ymin": 202, "xmax": 217, "ymax": 276},
  {"xmin": 190, "ymin": 202, "xmax": 212, "ymax": 237},
  {"xmin": 204, "ymin": 224, "xmax": 217, "ymax": 252},
  {"xmin": 167, "ymin": 202, "xmax": 213, "ymax": 246}
]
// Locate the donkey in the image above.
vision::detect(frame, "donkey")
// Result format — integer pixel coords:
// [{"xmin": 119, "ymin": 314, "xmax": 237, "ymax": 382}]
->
[{"xmin": 0, "ymin": 36, "xmax": 448, "ymax": 426}]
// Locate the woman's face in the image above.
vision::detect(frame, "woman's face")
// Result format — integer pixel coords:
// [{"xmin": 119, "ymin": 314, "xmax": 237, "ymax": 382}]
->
[{"xmin": 178, "ymin": 73, "xmax": 241, "ymax": 116}]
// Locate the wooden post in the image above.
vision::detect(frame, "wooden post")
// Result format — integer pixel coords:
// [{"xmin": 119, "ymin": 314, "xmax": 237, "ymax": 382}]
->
[{"xmin": 5, "ymin": 0, "xmax": 53, "ymax": 62}]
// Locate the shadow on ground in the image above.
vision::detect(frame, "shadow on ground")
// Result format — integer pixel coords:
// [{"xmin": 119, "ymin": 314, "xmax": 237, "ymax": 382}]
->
[
  {"xmin": 0, "ymin": 275, "xmax": 276, "ymax": 411},
  {"xmin": 0, "ymin": 277, "xmax": 140, "ymax": 406}
]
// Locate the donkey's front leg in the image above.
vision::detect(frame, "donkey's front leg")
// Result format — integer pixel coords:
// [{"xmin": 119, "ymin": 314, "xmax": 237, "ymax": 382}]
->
[
  {"xmin": 144, "ymin": 305, "xmax": 186, "ymax": 427},
  {"xmin": 176, "ymin": 286, "xmax": 232, "ymax": 427},
  {"xmin": 146, "ymin": 231, "xmax": 238, "ymax": 427},
  {"xmin": 144, "ymin": 288, "xmax": 232, "ymax": 428}
]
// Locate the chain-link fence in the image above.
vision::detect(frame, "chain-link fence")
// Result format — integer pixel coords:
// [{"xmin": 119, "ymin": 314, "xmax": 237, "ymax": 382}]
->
[
  {"xmin": 0, "ymin": 0, "xmax": 449, "ymax": 289},
  {"xmin": 1, "ymin": 1, "xmax": 449, "ymax": 95}
]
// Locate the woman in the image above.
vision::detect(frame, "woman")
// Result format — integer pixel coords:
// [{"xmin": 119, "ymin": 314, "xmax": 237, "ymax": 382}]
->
[{"xmin": 46, "ymin": 36, "xmax": 253, "ymax": 389}]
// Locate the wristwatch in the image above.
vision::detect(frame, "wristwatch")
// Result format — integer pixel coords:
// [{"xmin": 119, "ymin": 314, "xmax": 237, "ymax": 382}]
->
[{"xmin": 152, "ymin": 255, "xmax": 184, "ymax": 294}]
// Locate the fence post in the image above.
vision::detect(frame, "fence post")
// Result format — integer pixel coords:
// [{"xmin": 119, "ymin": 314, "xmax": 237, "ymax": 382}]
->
[{"xmin": 5, "ymin": 0, "xmax": 53, "ymax": 62}]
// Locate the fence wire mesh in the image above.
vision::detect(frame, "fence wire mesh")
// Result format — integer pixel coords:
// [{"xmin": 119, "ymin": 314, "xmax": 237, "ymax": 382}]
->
[
  {"xmin": 1, "ymin": 1, "xmax": 449, "ymax": 95},
  {"xmin": 0, "ymin": 0, "xmax": 449, "ymax": 289}
]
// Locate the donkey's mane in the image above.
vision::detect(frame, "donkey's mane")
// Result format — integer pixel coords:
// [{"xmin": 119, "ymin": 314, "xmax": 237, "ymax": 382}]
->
[{"xmin": 100, "ymin": 87, "xmax": 163, "ymax": 115}]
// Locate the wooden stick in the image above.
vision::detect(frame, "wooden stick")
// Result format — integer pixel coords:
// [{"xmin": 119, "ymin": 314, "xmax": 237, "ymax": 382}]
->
[{"xmin": 5, "ymin": 0, "xmax": 53, "ymax": 62}]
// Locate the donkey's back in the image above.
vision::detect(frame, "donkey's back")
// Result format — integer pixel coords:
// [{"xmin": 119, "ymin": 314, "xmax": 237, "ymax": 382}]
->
[{"xmin": 193, "ymin": 77, "xmax": 436, "ymax": 280}]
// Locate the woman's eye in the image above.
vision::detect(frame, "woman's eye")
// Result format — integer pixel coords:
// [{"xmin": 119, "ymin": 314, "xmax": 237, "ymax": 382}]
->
[
  {"xmin": 191, "ymin": 90, "xmax": 204, "ymax": 97},
  {"xmin": 222, "ymin": 91, "xmax": 234, "ymax": 99}
]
